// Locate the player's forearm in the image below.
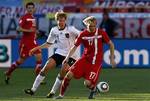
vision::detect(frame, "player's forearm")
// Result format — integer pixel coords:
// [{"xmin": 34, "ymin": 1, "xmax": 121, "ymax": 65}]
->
[
  {"xmin": 66, "ymin": 45, "xmax": 77, "ymax": 59},
  {"xmin": 39, "ymin": 42, "xmax": 51, "ymax": 49},
  {"xmin": 109, "ymin": 41, "xmax": 115, "ymax": 59},
  {"xmin": 17, "ymin": 27, "xmax": 33, "ymax": 32}
]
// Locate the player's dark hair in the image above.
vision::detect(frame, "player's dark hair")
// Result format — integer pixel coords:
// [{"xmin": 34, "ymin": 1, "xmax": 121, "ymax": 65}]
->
[
  {"xmin": 26, "ymin": 2, "xmax": 35, "ymax": 8},
  {"xmin": 103, "ymin": 11, "xmax": 109, "ymax": 17}
]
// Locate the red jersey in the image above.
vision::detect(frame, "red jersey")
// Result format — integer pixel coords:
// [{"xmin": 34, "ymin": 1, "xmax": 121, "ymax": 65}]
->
[
  {"xmin": 75, "ymin": 28, "xmax": 110, "ymax": 65},
  {"xmin": 18, "ymin": 13, "xmax": 41, "ymax": 57},
  {"xmin": 19, "ymin": 13, "xmax": 36, "ymax": 43}
]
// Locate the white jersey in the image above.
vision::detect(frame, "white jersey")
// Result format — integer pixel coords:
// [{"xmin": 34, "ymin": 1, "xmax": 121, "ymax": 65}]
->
[{"xmin": 47, "ymin": 26, "xmax": 80, "ymax": 60}]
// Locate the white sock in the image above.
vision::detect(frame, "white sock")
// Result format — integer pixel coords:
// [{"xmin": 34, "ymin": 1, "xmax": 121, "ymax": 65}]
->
[
  {"xmin": 31, "ymin": 74, "xmax": 45, "ymax": 92},
  {"xmin": 50, "ymin": 76, "xmax": 62, "ymax": 94}
]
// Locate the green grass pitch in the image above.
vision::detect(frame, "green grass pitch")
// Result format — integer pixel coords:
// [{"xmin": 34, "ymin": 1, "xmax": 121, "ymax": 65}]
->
[{"xmin": 0, "ymin": 68, "xmax": 150, "ymax": 101}]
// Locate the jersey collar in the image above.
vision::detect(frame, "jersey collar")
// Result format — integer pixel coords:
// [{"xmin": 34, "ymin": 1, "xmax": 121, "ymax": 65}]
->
[{"xmin": 58, "ymin": 25, "xmax": 67, "ymax": 31}]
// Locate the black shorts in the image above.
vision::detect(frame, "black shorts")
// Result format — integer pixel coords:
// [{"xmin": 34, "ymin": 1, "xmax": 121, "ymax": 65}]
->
[{"xmin": 50, "ymin": 54, "xmax": 76, "ymax": 67}]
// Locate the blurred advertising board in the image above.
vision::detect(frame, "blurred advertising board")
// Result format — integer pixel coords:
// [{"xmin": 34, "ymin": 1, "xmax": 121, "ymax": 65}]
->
[
  {"xmin": 0, "ymin": 4, "xmax": 63, "ymax": 17},
  {"xmin": 1, "ymin": 13, "xmax": 150, "ymax": 38},
  {"xmin": 0, "ymin": 0, "xmax": 22, "ymax": 6},
  {"xmin": 103, "ymin": 39, "xmax": 150, "ymax": 68},
  {"xmin": 0, "ymin": 39, "xmax": 11, "ymax": 68},
  {"xmin": 99, "ymin": 0, "xmax": 150, "ymax": 8},
  {"xmin": 0, "ymin": 39, "xmax": 149, "ymax": 68}
]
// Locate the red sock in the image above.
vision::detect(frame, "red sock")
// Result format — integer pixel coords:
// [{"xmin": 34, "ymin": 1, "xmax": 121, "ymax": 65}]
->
[
  {"xmin": 60, "ymin": 77, "xmax": 70, "ymax": 96},
  {"xmin": 6, "ymin": 61, "xmax": 21, "ymax": 76},
  {"xmin": 35, "ymin": 61, "xmax": 42, "ymax": 75}
]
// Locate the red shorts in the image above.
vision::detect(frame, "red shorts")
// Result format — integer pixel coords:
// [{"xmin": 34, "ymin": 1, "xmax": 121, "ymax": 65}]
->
[
  {"xmin": 70, "ymin": 57, "xmax": 102, "ymax": 86},
  {"xmin": 19, "ymin": 41, "xmax": 41, "ymax": 58}
]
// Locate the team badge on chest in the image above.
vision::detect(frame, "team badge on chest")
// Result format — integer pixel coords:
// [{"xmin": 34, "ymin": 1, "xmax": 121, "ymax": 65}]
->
[{"xmin": 65, "ymin": 33, "xmax": 70, "ymax": 38}]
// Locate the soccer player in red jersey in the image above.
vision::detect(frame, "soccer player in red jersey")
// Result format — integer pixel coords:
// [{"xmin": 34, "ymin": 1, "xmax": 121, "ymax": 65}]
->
[
  {"xmin": 55, "ymin": 16, "xmax": 116, "ymax": 99},
  {"xmin": 4, "ymin": 2, "xmax": 42, "ymax": 84}
]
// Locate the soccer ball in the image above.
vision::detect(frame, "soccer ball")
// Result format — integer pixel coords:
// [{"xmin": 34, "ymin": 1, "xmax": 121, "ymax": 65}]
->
[{"xmin": 97, "ymin": 81, "xmax": 109, "ymax": 93}]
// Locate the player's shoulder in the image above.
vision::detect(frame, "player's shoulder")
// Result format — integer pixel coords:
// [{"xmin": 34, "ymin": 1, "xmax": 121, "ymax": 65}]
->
[
  {"xmin": 98, "ymin": 28, "xmax": 106, "ymax": 34},
  {"xmin": 67, "ymin": 25, "xmax": 75, "ymax": 29},
  {"xmin": 65, "ymin": 26, "xmax": 76, "ymax": 31},
  {"xmin": 67, "ymin": 26, "xmax": 80, "ymax": 33},
  {"xmin": 20, "ymin": 15, "xmax": 26, "ymax": 20},
  {"xmin": 79, "ymin": 29, "xmax": 87, "ymax": 36},
  {"xmin": 20, "ymin": 14, "xmax": 29, "ymax": 19},
  {"xmin": 51, "ymin": 26, "xmax": 58, "ymax": 31},
  {"xmin": 98, "ymin": 28, "xmax": 104, "ymax": 32}
]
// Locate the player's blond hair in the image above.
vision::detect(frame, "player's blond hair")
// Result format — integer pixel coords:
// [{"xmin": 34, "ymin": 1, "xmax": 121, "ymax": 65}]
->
[
  {"xmin": 55, "ymin": 11, "xmax": 67, "ymax": 21},
  {"xmin": 83, "ymin": 16, "xmax": 96, "ymax": 26}
]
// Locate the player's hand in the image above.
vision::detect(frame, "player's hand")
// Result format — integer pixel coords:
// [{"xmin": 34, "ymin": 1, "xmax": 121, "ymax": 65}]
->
[
  {"xmin": 36, "ymin": 30, "xmax": 40, "ymax": 34},
  {"xmin": 28, "ymin": 28, "xmax": 36, "ymax": 32},
  {"xmin": 110, "ymin": 57, "xmax": 116, "ymax": 68},
  {"xmin": 29, "ymin": 47, "xmax": 38, "ymax": 56},
  {"xmin": 16, "ymin": 27, "xmax": 21, "ymax": 32}
]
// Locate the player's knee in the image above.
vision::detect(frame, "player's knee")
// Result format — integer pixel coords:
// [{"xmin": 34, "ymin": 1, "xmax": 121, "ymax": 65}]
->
[
  {"xmin": 18, "ymin": 58, "xmax": 25, "ymax": 64},
  {"xmin": 41, "ymin": 65, "xmax": 50, "ymax": 74},
  {"xmin": 57, "ymin": 74, "xmax": 64, "ymax": 80},
  {"xmin": 60, "ymin": 67, "xmax": 67, "ymax": 74},
  {"xmin": 59, "ymin": 68, "xmax": 67, "ymax": 78},
  {"xmin": 35, "ymin": 67, "xmax": 41, "ymax": 75},
  {"xmin": 40, "ymin": 71, "xmax": 45, "ymax": 76},
  {"xmin": 62, "ymin": 67, "xmax": 66, "ymax": 71},
  {"xmin": 18, "ymin": 60, "xmax": 24, "ymax": 64},
  {"xmin": 66, "ymin": 72, "xmax": 73, "ymax": 79},
  {"xmin": 61, "ymin": 65, "xmax": 69, "ymax": 72}
]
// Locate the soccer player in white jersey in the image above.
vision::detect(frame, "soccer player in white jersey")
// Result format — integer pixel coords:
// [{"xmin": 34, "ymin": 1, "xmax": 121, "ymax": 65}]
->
[{"xmin": 24, "ymin": 11, "xmax": 80, "ymax": 97}]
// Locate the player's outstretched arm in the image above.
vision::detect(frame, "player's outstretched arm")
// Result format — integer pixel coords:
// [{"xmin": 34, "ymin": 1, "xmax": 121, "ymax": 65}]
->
[
  {"xmin": 108, "ymin": 40, "xmax": 116, "ymax": 68},
  {"xmin": 17, "ymin": 26, "xmax": 35, "ymax": 33},
  {"xmin": 29, "ymin": 42, "xmax": 52, "ymax": 56}
]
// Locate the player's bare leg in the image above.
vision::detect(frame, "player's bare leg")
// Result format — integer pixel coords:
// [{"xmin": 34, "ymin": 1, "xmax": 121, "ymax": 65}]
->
[
  {"xmin": 47, "ymin": 64, "xmax": 69, "ymax": 98},
  {"xmin": 4, "ymin": 57, "xmax": 26, "ymax": 84},
  {"xmin": 24, "ymin": 58, "xmax": 56, "ymax": 95},
  {"xmin": 84, "ymin": 80, "xmax": 97, "ymax": 99},
  {"xmin": 55, "ymin": 71, "xmax": 73, "ymax": 99},
  {"xmin": 34, "ymin": 53, "xmax": 42, "ymax": 75}
]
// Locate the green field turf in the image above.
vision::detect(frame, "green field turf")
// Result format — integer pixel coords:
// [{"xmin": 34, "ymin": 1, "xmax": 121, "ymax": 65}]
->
[{"xmin": 0, "ymin": 68, "xmax": 150, "ymax": 101}]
